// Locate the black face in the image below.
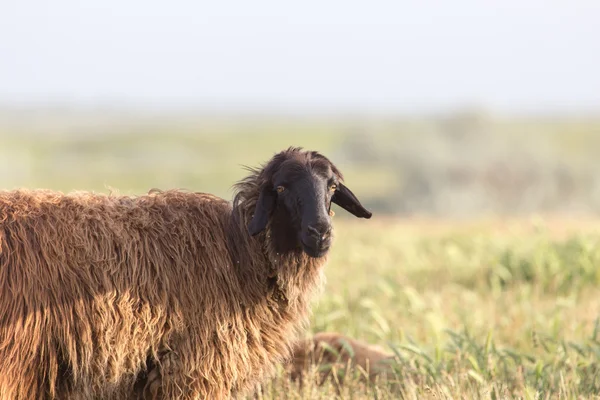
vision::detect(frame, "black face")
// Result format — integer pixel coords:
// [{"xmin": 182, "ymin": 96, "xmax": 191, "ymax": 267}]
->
[
  {"xmin": 248, "ymin": 150, "xmax": 372, "ymax": 258},
  {"xmin": 272, "ymin": 163, "xmax": 336, "ymax": 257}
]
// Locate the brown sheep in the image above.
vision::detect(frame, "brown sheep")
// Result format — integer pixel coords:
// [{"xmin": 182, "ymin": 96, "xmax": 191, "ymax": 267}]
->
[
  {"xmin": 288, "ymin": 332, "xmax": 396, "ymax": 389},
  {"xmin": 0, "ymin": 148, "xmax": 371, "ymax": 400},
  {"xmin": 0, "ymin": 147, "xmax": 371, "ymax": 399}
]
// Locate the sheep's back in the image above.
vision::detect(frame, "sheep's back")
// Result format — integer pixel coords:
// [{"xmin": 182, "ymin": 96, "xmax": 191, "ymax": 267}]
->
[{"xmin": 0, "ymin": 189, "xmax": 233, "ymax": 399}]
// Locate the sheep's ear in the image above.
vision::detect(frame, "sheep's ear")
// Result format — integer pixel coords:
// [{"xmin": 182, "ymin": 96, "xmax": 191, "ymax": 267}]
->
[
  {"xmin": 332, "ymin": 182, "xmax": 372, "ymax": 219},
  {"xmin": 248, "ymin": 187, "xmax": 276, "ymax": 236}
]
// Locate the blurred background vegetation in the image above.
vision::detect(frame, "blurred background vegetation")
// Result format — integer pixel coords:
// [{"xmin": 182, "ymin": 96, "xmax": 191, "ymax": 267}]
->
[{"xmin": 2, "ymin": 108, "xmax": 599, "ymax": 218}]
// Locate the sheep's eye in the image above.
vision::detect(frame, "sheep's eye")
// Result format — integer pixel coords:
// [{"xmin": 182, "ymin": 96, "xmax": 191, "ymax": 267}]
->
[
  {"xmin": 276, "ymin": 186, "xmax": 285, "ymax": 193},
  {"xmin": 329, "ymin": 184, "xmax": 337, "ymax": 191}
]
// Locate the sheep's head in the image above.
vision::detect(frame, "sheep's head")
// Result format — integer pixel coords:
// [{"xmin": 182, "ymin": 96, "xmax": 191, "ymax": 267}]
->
[{"xmin": 247, "ymin": 147, "xmax": 371, "ymax": 258}]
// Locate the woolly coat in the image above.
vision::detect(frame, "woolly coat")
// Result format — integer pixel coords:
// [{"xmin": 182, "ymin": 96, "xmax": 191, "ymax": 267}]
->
[{"xmin": 0, "ymin": 178, "xmax": 326, "ymax": 399}]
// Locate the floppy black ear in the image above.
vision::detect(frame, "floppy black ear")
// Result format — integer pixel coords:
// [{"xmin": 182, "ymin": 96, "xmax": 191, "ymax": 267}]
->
[
  {"xmin": 332, "ymin": 182, "xmax": 372, "ymax": 219},
  {"xmin": 248, "ymin": 187, "xmax": 277, "ymax": 236}
]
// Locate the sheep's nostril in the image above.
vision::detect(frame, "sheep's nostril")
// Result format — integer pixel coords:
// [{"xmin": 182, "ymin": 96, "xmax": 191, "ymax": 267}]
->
[
  {"xmin": 307, "ymin": 225, "xmax": 320, "ymax": 237},
  {"xmin": 307, "ymin": 224, "xmax": 331, "ymax": 241}
]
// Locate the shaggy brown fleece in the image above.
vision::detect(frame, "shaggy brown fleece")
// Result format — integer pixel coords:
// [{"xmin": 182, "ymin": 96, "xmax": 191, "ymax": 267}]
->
[
  {"xmin": 0, "ymin": 151, "xmax": 336, "ymax": 399},
  {"xmin": 289, "ymin": 332, "xmax": 395, "ymax": 388}
]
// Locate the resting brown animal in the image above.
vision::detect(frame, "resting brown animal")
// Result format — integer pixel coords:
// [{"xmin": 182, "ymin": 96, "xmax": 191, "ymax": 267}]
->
[
  {"xmin": 0, "ymin": 147, "xmax": 371, "ymax": 400},
  {"xmin": 289, "ymin": 332, "xmax": 396, "ymax": 388}
]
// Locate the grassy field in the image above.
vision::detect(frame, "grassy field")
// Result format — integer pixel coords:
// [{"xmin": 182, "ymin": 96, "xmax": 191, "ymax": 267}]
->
[
  {"xmin": 2, "ymin": 112, "xmax": 600, "ymax": 398},
  {"xmin": 259, "ymin": 217, "xmax": 600, "ymax": 399},
  {"xmin": 2, "ymin": 111, "xmax": 600, "ymax": 215}
]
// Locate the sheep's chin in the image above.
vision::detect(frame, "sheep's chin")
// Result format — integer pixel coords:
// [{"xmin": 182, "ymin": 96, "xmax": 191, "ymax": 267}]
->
[{"xmin": 301, "ymin": 240, "xmax": 330, "ymax": 258}]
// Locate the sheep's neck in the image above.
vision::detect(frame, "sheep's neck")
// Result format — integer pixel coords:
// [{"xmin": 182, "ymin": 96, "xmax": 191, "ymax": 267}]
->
[{"xmin": 227, "ymin": 203, "xmax": 326, "ymax": 312}]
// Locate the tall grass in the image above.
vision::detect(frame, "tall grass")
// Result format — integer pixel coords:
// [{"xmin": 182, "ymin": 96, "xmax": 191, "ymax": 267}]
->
[
  {"xmin": 2, "ymin": 113, "xmax": 600, "ymax": 397},
  {"xmin": 258, "ymin": 219, "xmax": 600, "ymax": 399}
]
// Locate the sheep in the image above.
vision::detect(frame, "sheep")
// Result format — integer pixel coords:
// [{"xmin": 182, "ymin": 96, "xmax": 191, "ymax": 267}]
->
[
  {"xmin": 288, "ymin": 332, "xmax": 396, "ymax": 389},
  {"xmin": 0, "ymin": 147, "xmax": 372, "ymax": 400}
]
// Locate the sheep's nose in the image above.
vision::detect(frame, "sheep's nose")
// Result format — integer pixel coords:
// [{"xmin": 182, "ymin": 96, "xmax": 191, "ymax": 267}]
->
[{"xmin": 307, "ymin": 224, "xmax": 331, "ymax": 241}]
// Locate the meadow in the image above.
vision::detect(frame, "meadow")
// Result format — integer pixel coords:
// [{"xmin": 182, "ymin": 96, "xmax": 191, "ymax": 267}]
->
[
  {"xmin": 262, "ymin": 217, "xmax": 600, "ymax": 399},
  {"xmin": 1, "ymin": 110, "xmax": 600, "ymax": 398},
  {"xmin": 2, "ymin": 109, "xmax": 600, "ymax": 216}
]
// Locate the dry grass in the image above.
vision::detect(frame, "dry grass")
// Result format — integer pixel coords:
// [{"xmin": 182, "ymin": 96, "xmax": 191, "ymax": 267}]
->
[
  {"xmin": 2, "ymin": 113, "xmax": 600, "ymax": 398},
  {"xmin": 253, "ymin": 217, "xmax": 600, "ymax": 399}
]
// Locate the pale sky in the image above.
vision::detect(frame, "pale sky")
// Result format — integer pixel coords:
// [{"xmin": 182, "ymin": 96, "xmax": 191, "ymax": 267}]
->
[{"xmin": 1, "ymin": 1, "xmax": 599, "ymax": 114}]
